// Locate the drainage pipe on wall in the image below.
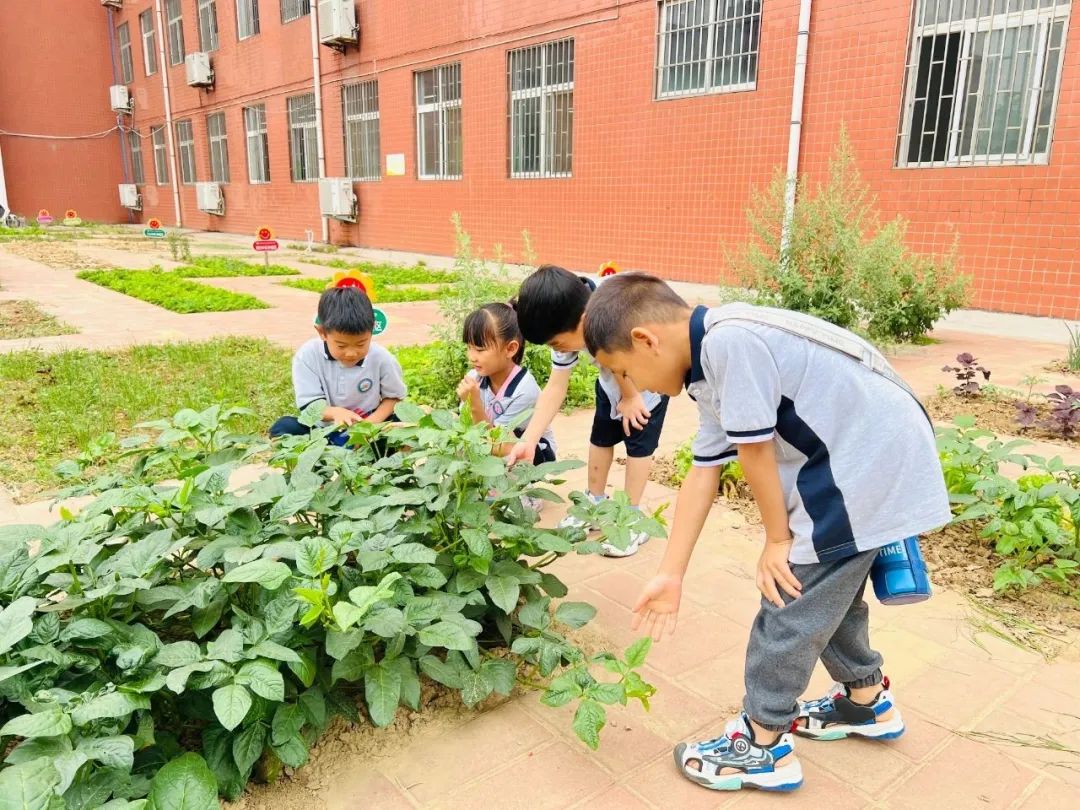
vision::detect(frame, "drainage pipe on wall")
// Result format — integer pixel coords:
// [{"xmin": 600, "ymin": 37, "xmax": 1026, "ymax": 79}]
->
[
  {"xmin": 781, "ymin": 0, "xmax": 813, "ymax": 254},
  {"xmin": 0, "ymin": 140, "xmax": 9, "ymax": 218},
  {"xmin": 154, "ymin": 0, "xmax": 183, "ymax": 227},
  {"xmin": 309, "ymin": 8, "xmax": 329, "ymax": 243}
]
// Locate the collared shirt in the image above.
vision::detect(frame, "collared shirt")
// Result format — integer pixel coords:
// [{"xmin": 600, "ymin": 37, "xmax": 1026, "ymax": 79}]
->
[
  {"xmin": 469, "ymin": 366, "xmax": 557, "ymax": 454},
  {"xmin": 686, "ymin": 304, "xmax": 951, "ymax": 564},
  {"xmin": 292, "ymin": 338, "xmax": 407, "ymax": 417}
]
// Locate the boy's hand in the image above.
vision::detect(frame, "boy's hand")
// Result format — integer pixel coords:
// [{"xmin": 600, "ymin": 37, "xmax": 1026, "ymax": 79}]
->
[
  {"xmin": 505, "ymin": 440, "xmax": 536, "ymax": 468},
  {"xmin": 757, "ymin": 538, "xmax": 802, "ymax": 608},
  {"xmin": 631, "ymin": 574, "xmax": 683, "ymax": 640},
  {"xmin": 617, "ymin": 393, "xmax": 651, "ymax": 436},
  {"xmin": 456, "ymin": 375, "xmax": 480, "ymax": 403},
  {"xmin": 324, "ymin": 406, "xmax": 362, "ymax": 427}
]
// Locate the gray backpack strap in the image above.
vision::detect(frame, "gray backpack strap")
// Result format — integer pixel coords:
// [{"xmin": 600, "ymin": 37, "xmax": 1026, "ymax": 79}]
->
[{"xmin": 709, "ymin": 304, "xmax": 921, "ymax": 405}]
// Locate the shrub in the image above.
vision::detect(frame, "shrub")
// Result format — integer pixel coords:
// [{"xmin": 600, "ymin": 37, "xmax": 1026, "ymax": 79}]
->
[
  {"xmin": 731, "ymin": 129, "xmax": 968, "ymax": 342},
  {"xmin": 177, "ymin": 256, "xmax": 298, "ymax": 277},
  {"xmin": 77, "ymin": 269, "xmax": 268, "ymax": 313},
  {"xmin": 0, "ymin": 403, "xmax": 661, "ymax": 804},
  {"xmin": 1065, "ymin": 322, "xmax": 1080, "ymax": 373}
]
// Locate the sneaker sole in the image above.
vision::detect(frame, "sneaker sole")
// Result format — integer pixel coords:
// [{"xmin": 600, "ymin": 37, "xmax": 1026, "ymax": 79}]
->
[
  {"xmin": 796, "ymin": 712, "xmax": 905, "ymax": 742},
  {"xmin": 675, "ymin": 744, "xmax": 803, "ymax": 792}
]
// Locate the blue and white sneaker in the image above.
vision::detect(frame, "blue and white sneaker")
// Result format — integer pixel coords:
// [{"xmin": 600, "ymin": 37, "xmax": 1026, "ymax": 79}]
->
[
  {"xmin": 796, "ymin": 677, "xmax": 905, "ymax": 741},
  {"xmin": 673, "ymin": 714, "xmax": 803, "ymax": 792}
]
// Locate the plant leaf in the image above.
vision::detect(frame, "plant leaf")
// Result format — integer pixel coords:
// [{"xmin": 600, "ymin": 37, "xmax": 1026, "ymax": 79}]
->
[
  {"xmin": 271, "ymin": 735, "xmax": 309, "ymax": 769},
  {"xmin": 485, "ymin": 575, "xmax": 520, "ymax": 614},
  {"xmin": 296, "ymin": 537, "xmax": 338, "ymax": 577},
  {"xmin": 76, "ymin": 735, "xmax": 135, "ymax": 771},
  {"xmin": 623, "ymin": 637, "xmax": 652, "ymax": 668},
  {"xmin": 71, "ymin": 691, "xmax": 150, "ymax": 727},
  {"xmin": 0, "ymin": 759, "xmax": 61, "ymax": 810},
  {"xmin": 555, "ymin": 602, "xmax": 597, "ymax": 630},
  {"xmin": 364, "ymin": 663, "xmax": 402, "ymax": 727},
  {"xmin": 572, "ymin": 699, "xmax": 606, "ymax": 750},
  {"xmin": 390, "ymin": 543, "xmax": 438, "ymax": 565},
  {"xmin": 460, "ymin": 669, "xmax": 494, "ymax": 707},
  {"xmin": 0, "ymin": 709, "xmax": 72, "ymax": 739},
  {"xmin": 212, "ymin": 684, "xmax": 253, "ymax": 731},
  {"xmin": 269, "ymin": 488, "xmax": 317, "ymax": 522},
  {"xmin": 146, "ymin": 752, "xmax": 219, "ymax": 810},
  {"xmin": 418, "ymin": 621, "xmax": 474, "ymax": 652},
  {"xmin": 235, "ymin": 660, "xmax": 285, "ymax": 702},
  {"xmin": 271, "ymin": 703, "xmax": 305, "ymax": 746},
  {"xmin": 481, "ymin": 659, "xmax": 517, "ymax": 696},
  {"xmin": 222, "ymin": 559, "xmax": 292, "ymax": 590},
  {"xmin": 419, "ymin": 654, "xmax": 465, "ymax": 689},
  {"xmin": 231, "ymin": 723, "xmax": 267, "ymax": 777},
  {"xmin": 0, "ymin": 596, "xmax": 37, "ymax": 657}
]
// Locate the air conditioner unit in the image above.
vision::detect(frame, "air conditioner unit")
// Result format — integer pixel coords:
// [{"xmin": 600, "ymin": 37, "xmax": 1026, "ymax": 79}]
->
[
  {"xmin": 319, "ymin": 178, "xmax": 357, "ymax": 221},
  {"xmin": 110, "ymin": 85, "xmax": 132, "ymax": 114},
  {"xmin": 318, "ymin": 0, "xmax": 359, "ymax": 47},
  {"xmin": 118, "ymin": 184, "xmax": 142, "ymax": 210},
  {"xmin": 101, "ymin": 0, "xmax": 123, "ymax": 8},
  {"xmin": 185, "ymin": 52, "xmax": 214, "ymax": 88},
  {"xmin": 195, "ymin": 182, "xmax": 225, "ymax": 215}
]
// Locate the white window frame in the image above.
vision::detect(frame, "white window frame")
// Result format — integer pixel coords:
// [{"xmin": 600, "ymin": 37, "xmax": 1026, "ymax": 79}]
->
[
  {"xmin": 129, "ymin": 129, "xmax": 146, "ymax": 186},
  {"xmin": 897, "ymin": 0, "xmax": 1072, "ymax": 168},
  {"xmin": 118, "ymin": 22, "xmax": 134, "ymax": 84},
  {"xmin": 236, "ymin": 0, "xmax": 260, "ymax": 40},
  {"xmin": 343, "ymin": 81, "xmax": 381, "ymax": 181},
  {"xmin": 152, "ymin": 125, "xmax": 170, "ymax": 185},
  {"xmin": 244, "ymin": 104, "xmax": 271, "ymax": 184},
  {"xmin": 508, "ymin": 40, "xmax": 574, "ymax": 179},
  {"xmin": 166, "ymin": 0, "xmax": 185, "ymax": 66},
  {"xmin": 208, "ymin": 112, "xmax": 230, "ymax": 183},
  {"xmin": 280, "ymin": 0, "xmax": 311, "ymax": 24},
  {"xmin": 655, "ymin": 0, "xmax": 762, "ymax": 100},
  {"xmin": 140, "ymin": 11, "xmax": 158, "ymax": 76},
  {"xmin": 176, "ymin": 119, "xmax": 197, "ymax": 185},
  {"xmin": 415, "ymin": 63, "xmax": 463, "ymax": 180},
  {"xmin": 288, "ymin": 94, "xmax": 319, "ymax": 182},
  {"xmin": 198, "ymin": 0, "xmax": 220, "ymax": 52}
]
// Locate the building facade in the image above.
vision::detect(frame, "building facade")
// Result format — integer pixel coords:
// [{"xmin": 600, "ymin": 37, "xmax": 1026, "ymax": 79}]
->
[{"xmin": 1, "ymin": 1, "xmax": 1078, "ymax": 318}]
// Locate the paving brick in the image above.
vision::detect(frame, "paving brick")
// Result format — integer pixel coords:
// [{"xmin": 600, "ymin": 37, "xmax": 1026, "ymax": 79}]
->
[
  {"xmin": 622, "ymin": 753, "xmax": 742, "ymax": 810},
  {"xmin": 324, "ymin": 768, "xmax": 416, "ymax": 810},
  {"xmin": 897, "ymin": 653, "xmax": 1016, "ymax": 730},
  {"xmin": 730, "ymin": 758, "xmax": 871, "ymax": 809},
  {"xmin": 796, "ymin": 735, "xmax": 914, "ymax": 796},
  {"xmin": 570, "ymin": 784, "xmax": 655, "ymax": 809},
  {"xmin": 973, "ymin": 705, "xmax": 1080, "ymax": 784},
  {"xmin": 1015, "ymin": 776, "xmax": 1080, "ymax": 808}
]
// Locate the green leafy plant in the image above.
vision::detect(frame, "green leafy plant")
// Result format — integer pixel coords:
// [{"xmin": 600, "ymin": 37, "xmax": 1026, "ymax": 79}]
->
[
  {"xmin": 942, "ymin": 353, "xmax": 991, "ymax": 397},
  {"xmin": 1063, "ymin": 322, "xmax": 1080, "ymax": 372},
  {"xmin": 731, "ymin": 129, "xmax": 967, "ymax": 342},
  {"xmin": 176, "ymin": 256, "xmax": 299, "ymax": 278},
  {"xmin": 166, "ymin": 232, "xmax": 193, "ymax": 263},
  {"xmin": 77, "ymin": 269, "xmax": 268, "ymax": 313},
  {"xmin": 298, "ymin": 258, "xmax": 458, "ymax": 286},
  {"xmin": 0, "ymin": 403, "xmax": 660, "ymax": 804},
  {"xmin": 280, "ymin": 277, "xmax": 445, "ymax": 303},
  {"xmin": 671, "ymin": 438, "xmax": 746, "ymax": 498}
]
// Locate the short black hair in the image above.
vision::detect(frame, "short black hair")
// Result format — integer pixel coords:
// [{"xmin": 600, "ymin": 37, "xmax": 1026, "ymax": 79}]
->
[
  {"xmin": 513, "ymin": 264, "xmax": 592, "ymax": 345},
  {"xmin": 583, "ymin": 273, "xmax": 689, "ymax": 355},
  {"xmin": 463, "ymin": 302, "xmax": 525, "ymax": 364},
  {"xmin": 317, "ymin": 287, "xmax": 374, "ymax": 335}
]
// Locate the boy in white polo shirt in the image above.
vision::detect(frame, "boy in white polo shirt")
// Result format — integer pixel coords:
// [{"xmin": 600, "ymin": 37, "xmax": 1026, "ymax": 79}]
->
[
  {"xmin": 582, "ymin": 273, "xmax": 950, "ymax": 794},
  {"xmin": 271, "ymin": 285, "xmax": 406, "ymax": 446}
]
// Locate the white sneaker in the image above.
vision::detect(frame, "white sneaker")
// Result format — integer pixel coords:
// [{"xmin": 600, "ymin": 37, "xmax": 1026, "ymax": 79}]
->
[
  {"xmin": 558, "ymin": 493, "xmax": 606, "ymax": 532},
  {"xmin": 600, "ymin": 529, "xmax": 649, "ymax": 558}
]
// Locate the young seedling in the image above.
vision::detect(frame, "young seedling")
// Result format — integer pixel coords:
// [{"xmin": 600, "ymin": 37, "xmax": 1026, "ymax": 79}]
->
[{"xmin": 943, "ymin": 352, "xmax": 991, "ymax": 397}]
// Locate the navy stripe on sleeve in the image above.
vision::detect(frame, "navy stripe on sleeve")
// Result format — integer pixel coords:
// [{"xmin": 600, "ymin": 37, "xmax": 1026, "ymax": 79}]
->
[
  {"xmin": 551, "ymin": 359, "xmax": 576, "ymax": 367},
  {"xmin": 727, "ymin": 427, "xmax": 776, "ymax": 438},
  {"xmin": 693, "ymin": 451, "xmax": 737, "ymax": 464}
]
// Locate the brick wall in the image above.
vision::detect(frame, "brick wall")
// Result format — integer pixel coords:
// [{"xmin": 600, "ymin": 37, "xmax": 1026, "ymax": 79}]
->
[{"xmin": 2, "ymin": 1, "xmax": 1077, "ymax": 317}]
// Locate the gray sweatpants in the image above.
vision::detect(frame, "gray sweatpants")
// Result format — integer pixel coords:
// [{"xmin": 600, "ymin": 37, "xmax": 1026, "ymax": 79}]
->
[{"xmin": 744, "ymin": 548, "xmax": 884, "ymax": 731}]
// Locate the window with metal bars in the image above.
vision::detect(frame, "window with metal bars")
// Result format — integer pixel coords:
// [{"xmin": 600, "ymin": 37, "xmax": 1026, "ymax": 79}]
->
[
  {"xmin": 198, "ymin": 0, "xmax": 220, "ymax": 52},
  {"xmin": 415, "ymin": 64, "xmax": 463, "ymax": 180},
  {"xmin": 281, "ymin": 0, "xmax": 311, "ymax": 24},
  {"xmin": 508, "ymin": 40, "xmax": 574, "ymax": 178},
  {"xmin": 244, "ymin": 104, "xmax": 271, "ymax": 183},
  {"xmin": 140, "ymin": 11, "xmax": 158, "ymax": 76},
  {"xmin": 208, "ymin": 112, "xmax": 231, "ymax": 183},
  {"xmin": 237, "ymin": 0, "xmax": 260, "ymax": 39},
  {"xmin": 166, "ymin": 0, "xmax": 185, "ymax": 65},
  {"xmin": 152, "ymin": 125, "xmax": 169, "ymax": 185},
  {"xmin": 343, "ymin": 81, "xmax": 381, "ymax": 181},
  {"xmin": 897, "ymin": 0, "xmax": 1071, "ymax": 167},
  {"xmin": 288, "ymin": 94, "xmax": 319, "ymax": 182},
  {"xmin": 118, "ymin": 23, "xmax": 134, "ymax": 84},
  {"xmin": 656, "ymin": 1, "xmax": 760, "ymax": 98},
  {"xmin": 176, "ymin": 119, "xmax": 197, "ymax": 184},
  {"xmin": 129, "ymin": 129, "xmax": 146, "ymax": 186}
]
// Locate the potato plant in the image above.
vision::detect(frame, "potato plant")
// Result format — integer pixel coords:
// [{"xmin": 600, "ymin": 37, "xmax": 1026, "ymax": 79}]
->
[{"xmin": 0, "ymin": 403, "xmax": 660, "ymax": 807}]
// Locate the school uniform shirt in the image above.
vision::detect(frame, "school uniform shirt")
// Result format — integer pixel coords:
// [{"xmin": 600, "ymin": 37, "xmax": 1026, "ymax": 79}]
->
[
  {"xmin": 686, "ymin": 304, "xmax": 951, "ymax": 565},
  {"xmin": 468, "ymin": 366, "xmax": 557, "ymax": 455},
  {"xmin": 292, "ymin": 338, "xmax": 407, "ymax": 418}
]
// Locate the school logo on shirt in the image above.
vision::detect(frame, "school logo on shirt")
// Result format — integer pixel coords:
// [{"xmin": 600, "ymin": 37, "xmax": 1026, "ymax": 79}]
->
[
  {"xmin": 491, "ymin": 400, "xmax": 506, "ymax": 417},
  {"xmin": 357, "ymin": 379, "xmax": 373, "ymax": 393}
]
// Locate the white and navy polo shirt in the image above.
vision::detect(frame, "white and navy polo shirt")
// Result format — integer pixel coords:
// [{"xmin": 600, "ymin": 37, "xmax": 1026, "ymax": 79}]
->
[
  {"xmin": 469, "ymin": 366, "xmax": 557, "ymax": 455},
  {"xmin": 685, "ymin": 304, "xmax": 951, "ymax": 565},
  {"xmin": 292, "ymin": 338, "xmax": 407, "ymax": 418}
]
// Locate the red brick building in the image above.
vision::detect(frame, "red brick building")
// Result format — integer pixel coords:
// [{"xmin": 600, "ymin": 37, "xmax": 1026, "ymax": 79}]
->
[{"xmin": 1, "ymin": 1, "xmax": 1077, "ymax": 317}]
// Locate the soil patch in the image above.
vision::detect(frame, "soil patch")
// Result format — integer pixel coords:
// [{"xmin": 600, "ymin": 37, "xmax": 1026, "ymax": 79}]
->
[
  {"xmin": 1045, "ymin": 359, "xmax": 1080, "ymax": 377},
  {"xmin": 0, "ymin": 300, "xmax": 76, "ymax": 340},
  {"xmin": 646, "ymin": 454, "xmax": 759, "ymax": 523},
  {"xmin": 2, "ymin": 240, "xmax": 104, "ymax": 271},
  {"xmin": 927, "ymin": 392, "xmax": 1080, "ymax": 448}
]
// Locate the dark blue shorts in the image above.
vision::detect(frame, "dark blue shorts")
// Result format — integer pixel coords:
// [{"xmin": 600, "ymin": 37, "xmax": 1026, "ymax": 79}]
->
[{"xmin": 589, "ymin": 381, "xmax": 668, "ymax": 458}]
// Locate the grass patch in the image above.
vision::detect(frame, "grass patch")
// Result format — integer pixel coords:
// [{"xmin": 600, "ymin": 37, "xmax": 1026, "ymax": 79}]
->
[
  {"xmin": 280, "ymin": 276, "xmax": 444, "ymax": 303},
  {"xmin": 300, "ymin": 257, "xmax": 458, "ymax": 285},
  {"xmin": 287, "ymin": 242, "xmax": 338, "ymax": 253},
  {"xmin": 175, "ymin": 255, "xmax": 299, "ymax": 277},
  {"xmin": 0, "ymin": 301, "xmax": 77, "ymax": 340},
  {"xmin": 0, "ymin": 225, "xmax": 78, "ymax": 242},
  {"xmin": 77, "ymin": 268, "xmax": 268, "ymax": 313},
  {"xmin": 0, "ymin": 337, "xmax": 293, "ymax": 496}
]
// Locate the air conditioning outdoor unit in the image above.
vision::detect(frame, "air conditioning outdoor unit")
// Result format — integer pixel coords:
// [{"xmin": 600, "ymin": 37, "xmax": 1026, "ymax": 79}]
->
[
  {"xmin": 195, "ymin": 182, "xmax": 225, "ymax": 215},
  {"xmin": 110, "ymin": 85, "xmax": 132, "ymax": 114},
  {"xmin": 319, "ymin": 178, "xmax": 357, "ymax": 221},
  {"xmin": 185, "ymin": 53, "xmax": 214, "ymax": 88},
  {"xmin": 101, "ymin": 0, "xmax": 123, "ymax": 9},
  {"xmin": 118, "ymin": 184, "xmax": 142, "ymax": 210},
  {"xmin": 318, "ymin": 0, "xmax": 359, "ymax": 47}
]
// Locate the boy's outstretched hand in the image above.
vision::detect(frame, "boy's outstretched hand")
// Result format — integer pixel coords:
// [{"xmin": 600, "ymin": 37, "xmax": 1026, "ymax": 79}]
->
[
  {"xmin": 631, "ymin": 574, "xmax": 682, "ymax": 641},
  {"xmin": 757, "ymin": 539, "xmax": 802, "ymax": 608},
  {"xmin": 505, "ymin": 440, "xmax": 535, "ymax": 467}
]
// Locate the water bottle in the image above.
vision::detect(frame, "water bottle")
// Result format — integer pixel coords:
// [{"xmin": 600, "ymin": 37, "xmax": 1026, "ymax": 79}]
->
[{"xmin": 871, "ymin": 537, "xmax": 932, "ymax": 605}]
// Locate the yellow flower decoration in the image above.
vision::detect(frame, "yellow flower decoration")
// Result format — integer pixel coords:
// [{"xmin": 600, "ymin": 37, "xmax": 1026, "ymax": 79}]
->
[
  {"xmin": 599, "ymin": 261, "xmax": 619, "ymax": 277},
  {"xmin": 328, "ymin": 269, "xmax": 377, "ymax": 302}
]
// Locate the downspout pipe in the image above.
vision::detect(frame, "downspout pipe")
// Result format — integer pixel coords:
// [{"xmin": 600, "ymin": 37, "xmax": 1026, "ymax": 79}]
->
[
  {"xmin": 154, "ymin": 0, "xmax": 183, "ymax": 228},
  {"xmin": 107, "ymin": 6, "xmax": 135, "ymax": 223},
  {"xmin": 781, "ymin": 0, "xmax": 812, "ymax": 255},
  {"xmin": 310, "ymin": 8, "xmax": 329, "ymax": 243},
  {"xmin": 0, "ymin": 140, "xmax": 9, "ymax": 218}
]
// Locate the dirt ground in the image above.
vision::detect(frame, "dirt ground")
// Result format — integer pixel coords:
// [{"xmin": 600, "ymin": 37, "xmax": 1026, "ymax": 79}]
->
[{"xmin": 927, "ymin": 391, "xmax": 1080, "ymax": 448}]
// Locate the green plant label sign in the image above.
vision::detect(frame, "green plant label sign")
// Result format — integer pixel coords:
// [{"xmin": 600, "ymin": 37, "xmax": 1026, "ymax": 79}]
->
[
  {"xmin": 144, "ymin": 228, "xmax": 167, "ymax": 239},
  {"xmin": 372, "ymin": 307, "xmax": 388, "ymax": 336}
]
